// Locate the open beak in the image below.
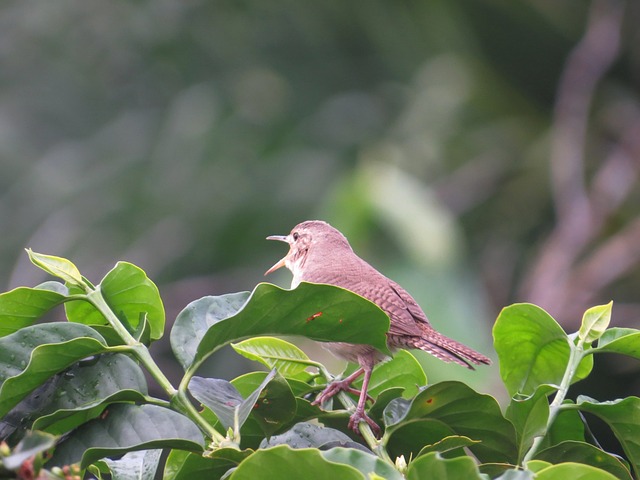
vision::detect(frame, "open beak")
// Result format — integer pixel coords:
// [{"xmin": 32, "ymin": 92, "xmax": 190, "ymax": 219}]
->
[{"xmin": 265, "ymin": 235, "xmax": 289, "ymax": 275}]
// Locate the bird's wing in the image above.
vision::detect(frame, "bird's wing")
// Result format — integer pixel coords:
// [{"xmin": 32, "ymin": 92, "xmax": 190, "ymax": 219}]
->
[
  {"xmin": 386, "ymin": 279, "xmax": 434, "ymax": 333},
  {"xmin": 346, "ymin": 276, "xmax": 428, "ymax": 337}
]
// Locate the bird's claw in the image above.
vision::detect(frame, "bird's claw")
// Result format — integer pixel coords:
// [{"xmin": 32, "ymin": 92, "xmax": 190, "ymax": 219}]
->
[{"xmin": 348, "ymin": 410, "xmax": 381, "ymax": 438}]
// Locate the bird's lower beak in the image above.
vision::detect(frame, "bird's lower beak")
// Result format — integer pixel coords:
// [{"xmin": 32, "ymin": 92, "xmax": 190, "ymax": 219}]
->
[
  {"xmin": 265, "ymin": 234, "xmax": 289, "ymax": 275},
  {"xmin": 265, "ymin": 257, "xmax": 286, "ymax": 275}
]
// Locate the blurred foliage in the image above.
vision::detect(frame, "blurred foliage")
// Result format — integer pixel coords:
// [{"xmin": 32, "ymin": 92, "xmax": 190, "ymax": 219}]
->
[{"xmin": 1, "ymin": 0, "xmax": 639, "ymax": 428}]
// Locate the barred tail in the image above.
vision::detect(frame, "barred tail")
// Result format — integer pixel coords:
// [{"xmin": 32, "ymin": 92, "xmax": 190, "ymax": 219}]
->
[{"xmin": 391, "ymin": 329, "xmax": 492, "ymax": 370}]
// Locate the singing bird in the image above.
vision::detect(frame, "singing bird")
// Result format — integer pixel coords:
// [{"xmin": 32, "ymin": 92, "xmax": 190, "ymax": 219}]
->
[{"xmin": 265, "ymin": 220, "xmax": 491, "ymax": 435}]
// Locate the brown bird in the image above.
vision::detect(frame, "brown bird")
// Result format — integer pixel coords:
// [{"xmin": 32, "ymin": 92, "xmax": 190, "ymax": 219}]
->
[{"xmin": 265, "ymin": 220, "xmax": 491, "ymax": 436}]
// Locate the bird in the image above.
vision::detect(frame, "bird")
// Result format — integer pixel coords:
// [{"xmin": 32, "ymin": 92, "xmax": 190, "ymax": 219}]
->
[{"xmin": 265, "ymin": 220, "xmax": 491, "ymax": 436}]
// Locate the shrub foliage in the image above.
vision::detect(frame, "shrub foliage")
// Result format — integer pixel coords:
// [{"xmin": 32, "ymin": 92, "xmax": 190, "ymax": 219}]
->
[{"xmin": 0, "ymin": 251, "xmax": 638, "ymax": 479}]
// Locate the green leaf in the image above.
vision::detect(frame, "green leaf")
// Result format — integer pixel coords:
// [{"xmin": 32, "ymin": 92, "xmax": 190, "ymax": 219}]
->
[
  {"xmin": 231, "ymin": 371, "xmax": 297, "ymax": 437},
  {"xmin": 385, "ymin": 419, "xmax": 457, "ymax": 461},
  {"xmin": 321, "ymin": 448, "xmax": 404, "ymax": 480},
  {"xmin": 578, "ymin": 302, "xmax": 612, "ymax": 344},
  {"xmin": 26, "ymin": 249, "xmax": 86, "ymax": 289},
  {"xmin": 383, "ymin": 381, "xmax": 517, "ymax": 464},
  {"xmin": 1, "ymin": 431, "xmax": 57, "ymax": 470},
  {"xmin": 352, "ymin": 350, "xmax": 426, "ymax": 399},
  {"xmin": 493, "ymin": 303, "xmax": 590, "ymax": 397},
  {"xmin": 525, "ymin": 460, "xmax": 551, "ymax": 473},
  {"xmin": 494, "ymin": 468, "xmax": 535, "ymax": 479},
  {"xmin": 163, "ymin": 449, "xmax": 252, "ymax": 480},
  {"xmin": 368, "ymin": 387, "xmax": 405, "ymax": 422},
  {"xmin": 416, "ymin": 435, "xmax": 480, "ymax": 458},
  {"xmin": 538, "ymin": 404, "xmax": 586, "ymax": 450},
  {"xmin": 535, "ymin": 441, "xmax": 632, "ymax": 480},
  {"xmin": 595, "ymin": 328, "xmax": 640, "ymax": 359},
  {"xmin": 170, "ymin": 291, "xmax": 250, "ymax": 369},
  {"xmin": 505, "ymin": 385, "xmax": 553, "ymax": 463},
  {"xmin": 231, "ymin": 337, "xmax": 312, "ymax": 379},
  {"xmin": 66, "ymin": 262, "xmax": 165, "ymax": 341},
  {"xmin": 101, "ymin": 449, "xmax": 162, "ymax": 480},
  {"xmin": 576, "ymin": 396, "xmax": 640, "ymax": 478},
  {"xmin": 171, "ymin": 282, "xmax": 389, "ymax": 371},
  {"xmin": 534, "ymin": 462, "xmax": 619, "ymax": 479},
  {"xmin": 405, "ymin": 452, "xmax": 485, "ymax": 480},
  {"xmin": 48, "ymin": 404, "xmax": 204, "ymax": 468},
  {"xmin": 32, "ymin": 353, "xmax": 148, "ymax": 434},
  {"xmin": 189, "ymin": 370, "xmax": 281, "ymax": 432},
  {"xmin": 227, "ymin": 445, "xmax": 365, "ymax": 479},
  {"xmin": 260, "ymin": 422, "xmax": 364, "ymax": 451},
  {"xmin": 0, "ymin": 285, "xmax": 67, "ymax": 337},
  {"xmin": 0, "ymin": 323, "xmax": 108, "ymax": 418}
]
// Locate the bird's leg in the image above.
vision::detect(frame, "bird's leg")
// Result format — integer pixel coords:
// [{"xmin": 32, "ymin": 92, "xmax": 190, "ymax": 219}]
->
[
  {"xmin": 347, "ymin": 365, "xmax": 380, "ymax": 437},
  {"xmin": 312, "ymin": 367, "xmax": 374, "ymax": 405}
]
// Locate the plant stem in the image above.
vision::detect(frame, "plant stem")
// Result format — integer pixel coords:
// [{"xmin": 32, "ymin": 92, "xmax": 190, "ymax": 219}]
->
[
  {"xmin": 523, "ymin": 339, "xmax": 586, "ymax": 464},
  {"xmin": 86, "ymin": 288, "xmax": 225, "ymax": 444},
  {"xmin": 318, "ymin": 368, "xmax": 394, "ymax": 466},
  {"xmin": 86, "ymin": 289, "xmax": 139, "ymax": 346}
]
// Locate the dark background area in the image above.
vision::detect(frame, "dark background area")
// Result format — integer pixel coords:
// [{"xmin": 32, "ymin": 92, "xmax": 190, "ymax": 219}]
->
[{"xmin": 1, "ymin": 0, "xmax": 639, "ymax": 455}]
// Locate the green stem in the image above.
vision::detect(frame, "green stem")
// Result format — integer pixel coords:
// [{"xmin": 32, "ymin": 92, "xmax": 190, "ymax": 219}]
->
[
  {"xmin": 86, "ymin": 289, "xmax": 139, "ymax": 346},
  {"xmin": 319, "ymin": 368, "xmax": 394, "ymax": 466},
  {"xmin": 523, "ymin": 339, "xmax": 586, "ymax": 464},
  {"xmin": 86, "ymin": 288, "xmax": 225, "ymax": 444}
]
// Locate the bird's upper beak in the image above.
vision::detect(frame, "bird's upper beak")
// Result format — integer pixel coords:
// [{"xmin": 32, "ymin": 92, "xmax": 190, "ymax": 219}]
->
[{"xmin": 265, "ymin": 234, "xmax": 289, "ymax": 275}]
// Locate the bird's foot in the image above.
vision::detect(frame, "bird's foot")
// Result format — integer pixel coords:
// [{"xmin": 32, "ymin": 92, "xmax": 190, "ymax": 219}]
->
[
  {"xmin": 312, "ymin": 380, "xmax": 373, "ymax": 406},
  {"xmin": 348, "ymin": 409, "xmax": 381, "ymax": 438}
]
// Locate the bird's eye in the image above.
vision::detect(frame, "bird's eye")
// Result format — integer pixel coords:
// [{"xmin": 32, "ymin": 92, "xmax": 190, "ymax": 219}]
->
[{"xmin": 292, "ymin": 232, "xmax": 299, "ymax": 241}]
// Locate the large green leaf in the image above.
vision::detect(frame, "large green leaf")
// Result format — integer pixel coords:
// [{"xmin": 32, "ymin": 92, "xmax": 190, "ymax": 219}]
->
[
  {"xmin": 260, "ymin": 422, "xmax": 364, "ymax": 451},
  {"xmin": 416, "ymin": 435, "xmax": 480, "ymax": 458},
  {"xmin": 537, "ymin": 403, "xmax": 586, "ymax": 452},
  {"xmin": 32, "ymin": 353, "xmax": 148, "ymax": 434},
  {"xmin": 405, "ymin": 451, "xmax": 485, "ymax": 480},
  {"xmin": 163, "ymin": 449, "xmax": 253, "ymax": 480},
  {"xmin": 493, "ymin": 303, "xmax": 591, "ymax": 397},
  {"xmin": 0, "ymin": 323, "xmax": 108, "ymax": 418},
  {"xmin": 385, "ymin": 419, "xmax": 457, "ymax": 461},
  {"xmin": 227, "ymin": 445, "xmax": 365, "ymax": 479},
  {"xmin": 321, "ymin": 448, "xmax": 403, "ymax": 480},
  {"xmin": 66, "ymin": 262, "xmax": 165, "ymax": 340},
  {"xmin": 0, "ymin": 284, "xmax": 67, "ymax": 337},
  {"xmin": 171, "ymin": 282, "xmax": 390, "ymax": 371},
  {"xmin": 189, "ymin": 369, "xmax": 293, "ymax": 435},
  {"xmin": 230, "ymin": 371, "xmax": 297, "ymax": 437},
  {"xmin": 595, "ymin": 328, "xmax": 640, "ymax": 359},
  {"xmin": 493, "ymin": 468, "xmax": 535, "ymax": 480},
  {"xmin": 101, "ymin": 449, "xmax": 162, "ymax": 480},
  {"xmin": 352, "ymin": 350, "xmax": 426, "ymax": 399},
  {"xmin": 231, "ymin": 337, "xmax": 313, "ymax": 380},
  {"xmin": 170, "ymin": 291, "xmax": 250, "ymax": 369},
  {"xmin": 535, "ymin": 441, "xmax": 632, "ymax": 480},
  {"xmin": 505, "ymin": 385, "xmax": 553, "ymax": 463},
  {"xmin": 575, "ymin": 396, "xmax": 640, "ymax": 478},
  {"xmin": 534, "ymin": 462, "xmax": 618, "ymax": 479},
  {"xmin": 48, "ymin": 404, "xmax": 204, "ymax": 468},
  {"xmin": 383, "ymin": 381, "xmax": 517, "ymax": 464}
]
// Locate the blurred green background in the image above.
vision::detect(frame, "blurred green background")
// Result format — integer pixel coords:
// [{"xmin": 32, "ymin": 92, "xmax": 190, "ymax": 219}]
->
[{"xmin": 1, "ymin": 0, "xmax": 639, "ymax": 443}]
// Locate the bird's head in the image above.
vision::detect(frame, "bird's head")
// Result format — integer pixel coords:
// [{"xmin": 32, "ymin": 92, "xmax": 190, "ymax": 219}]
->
[{"xmin": 264, "ymin": 220, "xmax": 350, "ymax": 276}]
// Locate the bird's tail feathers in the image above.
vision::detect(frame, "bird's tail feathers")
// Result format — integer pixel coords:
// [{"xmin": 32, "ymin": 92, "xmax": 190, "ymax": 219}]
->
[{"xmin": 393, "ymin": 329, "xmax": 492, "ymax": 370}]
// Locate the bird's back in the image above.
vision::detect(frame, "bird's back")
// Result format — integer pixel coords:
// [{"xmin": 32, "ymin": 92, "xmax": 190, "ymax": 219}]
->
[
  {"xmin": 300, "ymin": 248, "xmax": 427, "ymax": 338},
  {"xmin": 300, "ymin": 246, "xmax": 491, "ymax": 369}
]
